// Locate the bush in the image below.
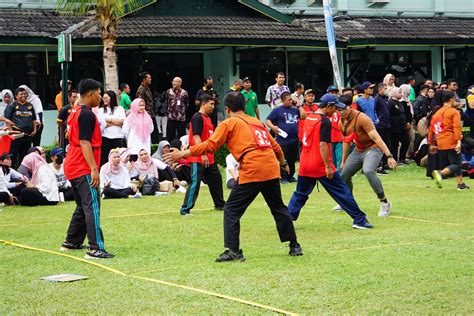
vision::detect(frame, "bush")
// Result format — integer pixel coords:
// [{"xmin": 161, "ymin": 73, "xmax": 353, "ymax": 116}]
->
[{"xmin": 214, "ymin": 144, "xmax": 230, "ymax": 167}]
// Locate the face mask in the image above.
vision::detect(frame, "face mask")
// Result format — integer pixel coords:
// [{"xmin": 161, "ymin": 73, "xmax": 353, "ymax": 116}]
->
[{"xmin": 55, "ymin": 155, "xmax": 64, "ymax": 164}]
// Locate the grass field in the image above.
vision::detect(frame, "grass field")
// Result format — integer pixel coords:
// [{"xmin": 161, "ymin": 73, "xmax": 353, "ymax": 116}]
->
[{"xmin": 1, "ymin": 164, "xmax": 473, "ymax": 314}]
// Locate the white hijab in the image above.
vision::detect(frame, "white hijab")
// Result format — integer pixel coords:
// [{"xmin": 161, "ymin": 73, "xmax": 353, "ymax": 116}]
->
[{"xmin": 19, "ymin": 85, "xmax": 43, "ymax": 120}]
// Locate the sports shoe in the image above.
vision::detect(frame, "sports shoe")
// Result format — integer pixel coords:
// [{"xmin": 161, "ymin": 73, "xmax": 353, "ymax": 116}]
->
[
  {"xmin": 289, "ymin": 243, "xmax": 303, "ymax": 256},
  {"xmin": 180, "ymin": 180, "xmax": 188, "ymax": 186},
  {"xmin": 60, "ymin": 241, "xmax": 86, "ymax": 252},
  {"xmin": 432, "ymin": 170, "xmax": 443, "ymax": 188},
  {"xmin": 176, "ymin": 186, "xmax": 187, "ymax": 193},
  {"xmin": 332, "ymin": 204, "xmax": 343, "ymax": 212},
  {"xmin": 214, "ymin": 206, "xmax": 224, "ymax": 211},
  {"xmin": 215, "ymin": 249, "xmax": 245, "ymax": 262},
  {"xmin": 280, "ymin": 179, "xmax": 289, "ymax": 184},
  {"xmin": 180, "ymin": 209, "xmax": 190, "ymax": 216},
  {"xmin": 378, "ymin": 200, "xmax": 392, "ymax": 217},
  {"xmin": 457, "ymin": 183, "xmax": 471, "ymax": 190},
  {"xmin": 352, "ymin": 220, "xmax": 374, "ymax": 229},
  {"xmin": 84, "ymin": 249, "xmax": 115, "ymax": 259},
  {"xmin": 288, "ymin": 177, "xmax": 298, "ymax": 183},
  {"xmin": 130, "ymin": 192, "xmax": 142, "ymax": 199},
  {"xmin": 377, "ymin": 167, "xmax": 388, "ymax": 175}
]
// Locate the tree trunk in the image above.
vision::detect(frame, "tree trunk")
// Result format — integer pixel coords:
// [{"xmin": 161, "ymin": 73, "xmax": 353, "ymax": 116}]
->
[
  {"xmin": 102, "ymin": 36, "xmax": 118, "ymax": 91},
  {"xmin": 99, "ymin": 13, "xmax": 118, "ymax": 92}
]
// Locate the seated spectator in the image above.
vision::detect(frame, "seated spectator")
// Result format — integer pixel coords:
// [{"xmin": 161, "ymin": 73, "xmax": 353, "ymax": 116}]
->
[
  {"xmin": 0, "ymin": 152, "xmax": 28, "ymax": 198},
  {"xmin": 19, "ymin": 152, "xmax": 59, "ymax": 206},
  {"xmin": 225, "ymin": 153, "xmax": 239, "ymax": 189},
  {"xmin": 154, "ymin": 140, "xmax": 190, "ymax": 184},
  {"xmin": 135, "ymin": 149, "xmax": 179, "ymax": 195},
  {"xmin": 100, "ymin": 148, "xmax": 142, "ymax": 199},
  {"xmin": 0, "ymin": 166, "xmax": 16, "ymax": 205},
  {"xmin": 169, "ymin": 139, "xmax": 191, "ymax": 184},
  {"xmin": 49, "ymin": 148, "xmax": 74, "ymax": 201},
  {"xmin": 18, "ymin": 146, "xmax": 45, "ymax": 178}
]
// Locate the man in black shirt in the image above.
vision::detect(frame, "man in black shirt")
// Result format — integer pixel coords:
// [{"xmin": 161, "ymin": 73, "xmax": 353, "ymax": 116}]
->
[
  {"xmin": 195, "ymin": 76, "xmax": 220, "ymax": 127},
  {"xmin": 57, "ymin": 89, "xmax": 78, "ymax": 149},
  {"xmin": 4, "ymin": 87, "xmax": 37, "ymax": 165}
]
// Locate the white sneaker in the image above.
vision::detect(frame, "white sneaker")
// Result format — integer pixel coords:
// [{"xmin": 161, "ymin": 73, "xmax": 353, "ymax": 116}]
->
[
  {"xmin": 176, "ymin": 186, "xmax": 187, "ymax": 193},
  {"xmin": 132, "ymin": 192, "xmax": 142, "ymax": 199},
  {"xmin": 180, "ymin": 180, "xmax": 188, "ymax": 187},
  {"xmin": 378, "ymin": 200, "xmax": 392, "ymax": 217},
  {"xmin": 332, "ymin": 204, "xmax": 343, "ymax": 212},
  {"xmin": 155, "ymin": 191, "xmax": 169, "ymax": 196}
]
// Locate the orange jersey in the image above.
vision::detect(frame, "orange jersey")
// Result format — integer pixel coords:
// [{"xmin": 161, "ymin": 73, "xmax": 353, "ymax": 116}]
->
[
  {"xmin": 428, "ymin": 106, "xmax": 462, "ymax": 150},
  {"xmin": 189, "ymin": 113, "xmax": 284, "ymax": 184}
]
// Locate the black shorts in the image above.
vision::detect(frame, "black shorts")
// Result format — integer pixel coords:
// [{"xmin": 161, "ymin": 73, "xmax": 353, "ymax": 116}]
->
[{"xmin": 438, "ymin": 149, "xmax": 462, "ymax": 176}]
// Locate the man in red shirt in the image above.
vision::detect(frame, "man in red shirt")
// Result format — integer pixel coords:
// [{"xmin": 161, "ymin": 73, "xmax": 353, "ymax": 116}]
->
[
  {"xmin": 181, "ymin": 94, "xmax": 225, "ymax": 215},
  {"xmin": 61, "ymin": 79, "xmax": 114, "ymax": 259},
  {"xmin": 297, "ymin": 89, "xmax": 318, "ymax": 141},
  {"xmin": 288, "ymin": 94, "xmax": 373, "ymax": 229}
]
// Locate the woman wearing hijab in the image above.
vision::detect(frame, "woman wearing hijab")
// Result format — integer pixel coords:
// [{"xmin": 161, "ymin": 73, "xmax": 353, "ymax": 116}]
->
[
  {"xmin": 400, "ymin": 84, "xmax": 415, "ymax": 161},
  {"xmin": 383, "ymin": 73, "xmax": 397, "ymax": 97},
  {"xmin": 19, "ymin": 152, "xmax": 59, "ymax": 206},
  {"xmin": 19, "ymin": 85, "xmax": 43, "ymax": 147},
  {"xmin": 388, "ymin": 87, "xmax": 410, "ymax": 164},
  {"xmin": 100, "ymin": 148, "xmax": 141, "ymax": 199},
  {"xmin": 135, "ymin": 148, "xmax": 180, "ymax": 195},
  {"xmin": 99, "ymin": 90, "xmax": 126, "ymax": 167},
  {"xmin": 0, "ymin": 89, "xmax": 14, "ymax": 129},
  {"xmin": 122, "ymin": 98, "xmax": 153, "ymax": 160}
]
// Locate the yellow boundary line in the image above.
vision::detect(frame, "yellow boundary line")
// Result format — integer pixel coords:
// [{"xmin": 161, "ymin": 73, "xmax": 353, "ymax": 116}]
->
[
  {"xmin": 389, "ymin": 215, "xmax": 467, "ymax": 227},
  {"xmin": 0, "ymin": 239, "xmax": 298, "ymax": 316}
]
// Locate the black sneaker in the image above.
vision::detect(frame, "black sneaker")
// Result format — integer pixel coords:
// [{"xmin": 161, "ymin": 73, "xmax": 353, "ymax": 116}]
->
[
  {"xmin": 60, "ymin": 241, "xmax": 86, "ymax": 252},
  {"xmin": 352, "ymin": 220, "xmax": 374, "ymax": 230},
  {"xmin": 288, "ymin": 177, "xmax": 298, "ymax": 183},
  {"xmin": 84, "ymin": 249, "xmax": 115, "ymax": 259},
  {"xmin": 215, "ymin": 249, "xmax": 245, "ymax": 262},
  {"xmin": 214, "ymin": 206, "xmax": 224, "ymax": 211},
  {"xmin": 289, "ymin": 243, "xmax": 303, "ymax": 256},
  {"xmin": 377, "ymin": 167, "xmax": 388, "ymax": 175},
  {"xmin": 457, "ymin": 183, "xmax": 471, "ymax": 190}
]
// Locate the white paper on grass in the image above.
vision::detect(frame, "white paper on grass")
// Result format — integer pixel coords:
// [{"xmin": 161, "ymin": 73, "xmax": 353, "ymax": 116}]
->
[{"xmin": 41, "ymin": 274, "xmax": 88, "ymax": 282}]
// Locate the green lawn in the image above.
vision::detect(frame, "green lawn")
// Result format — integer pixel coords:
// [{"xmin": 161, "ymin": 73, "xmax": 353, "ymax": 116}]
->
[{"xmin": 1, "ymin": 165, "xmax": 473, "ymax": 314}]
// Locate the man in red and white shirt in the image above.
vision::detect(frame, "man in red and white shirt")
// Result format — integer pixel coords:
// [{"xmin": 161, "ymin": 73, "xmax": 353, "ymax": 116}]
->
[
  {"xmin": 288, "ymin": 93, "xmax": 373, "ymax": 229},
  {"xmin": 180, "ymin": 94, "xmax": 225, "ymax": 215},
  {"xmin": 61, "ymin": 79, "xmax": 114, "ymax": 259}
]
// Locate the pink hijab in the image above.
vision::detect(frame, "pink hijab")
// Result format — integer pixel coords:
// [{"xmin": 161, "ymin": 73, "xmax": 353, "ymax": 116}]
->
[
  {"xmin": 21, "ymin": 152, "xmax": 47, "ymax": 185},
  {"xmin": 125, "ymin": 98, "xmax": 153, "ymax": 142},
  {"xmin": 119, "ymin": 147, "xmax": 131, "ymax": 165},
  {"xmin": 135, "ymin": 149, "xmax": 158, "ymax": 178},
  {"xmin": 103, "ymin": 150, "xmax": 122, "ymax": 176}
]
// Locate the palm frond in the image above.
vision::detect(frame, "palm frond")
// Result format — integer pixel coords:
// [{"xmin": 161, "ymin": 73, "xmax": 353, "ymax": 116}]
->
[{"xmin": 56, "ymin": 0, "xmax": 152, "ymax": 19}]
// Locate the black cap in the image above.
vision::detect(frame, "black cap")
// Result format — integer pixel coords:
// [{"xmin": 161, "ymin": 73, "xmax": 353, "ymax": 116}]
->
[
  {"xmin": 242, "ymin": 77, "xmax": 251, "ymax": 83},
  {"xmin": 0, "ymin": 152, "xmax": 12, "ymax": 160}
]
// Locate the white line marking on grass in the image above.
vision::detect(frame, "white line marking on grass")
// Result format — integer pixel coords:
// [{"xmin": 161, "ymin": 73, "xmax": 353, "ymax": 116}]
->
[{"xmin": 389, "ymin": 215, "xmax": 468, "ymax": 227}]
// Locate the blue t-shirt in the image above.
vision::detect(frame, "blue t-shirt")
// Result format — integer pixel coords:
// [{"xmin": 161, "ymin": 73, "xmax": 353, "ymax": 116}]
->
[
  {"xmin": 266, "ymin": 105, "xmax": 300, "ymax": 145},
  {"xmin": 356, "ymin": 96, "xmax": 378, "ymax": 124}
]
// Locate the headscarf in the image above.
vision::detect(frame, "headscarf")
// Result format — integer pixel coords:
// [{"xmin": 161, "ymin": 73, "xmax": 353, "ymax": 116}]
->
[
  {"xmin": 399, "ymin": 84, "xmax": 412, "ymax": 102},
  {"xmin": 103, "ymin": 148, "xmax": 122, "ymax": 176},
  {"xmin": 135, "ymin": 149, "xmax": 158, "ymax": 178},
  {"xmin": 152, "ymin": 140, "xmax": 170, "ymax": 160},
  {"xmin": 125, "ymin": 98, "xmax": 153, "ymax": 142},
  {"xmin": 388, "ymin": 87, "xmax": 401, "ymax": 100},
  {"xmin": 19, "ymin": 85, "xmax": 43, "ymax": 117},
  {"xmin": 21, "ymin": 152, "xmax": 47, "ymax": 185},
  {"xmin": 0, "ymin": 89, "xmax": 13, "ymax": 107},
  {"xmin": 383, "ymin": 73, "xmax": 396, "ymax": 96},
  {"xmin": 119, "ymin": 147, "xmax": 131, "ymax": 165}
]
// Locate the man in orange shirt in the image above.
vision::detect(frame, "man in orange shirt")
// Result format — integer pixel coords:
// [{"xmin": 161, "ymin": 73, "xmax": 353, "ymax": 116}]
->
[
  {"xmin": 165, "ymin": 92, "xmax": 302, "ymax": 262},
  {"xmin": 429, "ymin": 90, "xmax": 469, "ymax": 190},
  {"xmin": 55, "ymin": 79, "xmax": 72, "ymax": 111}
]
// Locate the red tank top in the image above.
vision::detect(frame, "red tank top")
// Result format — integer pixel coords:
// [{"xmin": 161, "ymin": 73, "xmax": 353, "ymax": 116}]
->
[
  {"xmin": 64, "ymin": 105, "xmax": 102, "ymax": 180},
  {"xmin": 189, "ymin": 112, "xmax": 215, "ymax": 164},
  {"xmin": 299, "ymin": 113, "xmax": 336, "ymax": 178}
]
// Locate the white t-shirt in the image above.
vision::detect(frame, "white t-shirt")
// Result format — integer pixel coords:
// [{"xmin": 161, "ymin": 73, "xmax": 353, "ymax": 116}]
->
[
  {"xmin": 225, "ymin": 154, "xmax": 239, "ymax": 185},
  {"xmin": 49, "ymin": 163, "xmax": 71, "ymax": 189},
  {"xmin": 99, "ymin": 106, "xmax": 126, "ymax": 139},
  {"xmin": 100, "ymin": 164, "xmax": 131, "ymax": 190},
  {"xmin": 36, "ymin": 165, "xmax": 59, "ymax": 202}
]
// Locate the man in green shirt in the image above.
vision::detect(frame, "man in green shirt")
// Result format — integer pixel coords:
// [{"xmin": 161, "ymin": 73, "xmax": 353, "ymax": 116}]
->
[
  {"xmin": 241, "ymin": 77, "xmax": 259, "ymax": 119},
  {"xmin": 119, "ymin": 83, "xmax": 132, "ymax": 111}
]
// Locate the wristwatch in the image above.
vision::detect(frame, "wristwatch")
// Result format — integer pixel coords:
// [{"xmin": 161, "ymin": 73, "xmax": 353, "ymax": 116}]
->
[
  {"xmin": 280, "ymin": 160, "xmax": 288, "ymax": 167},
  {"xmin": 387, "ymin": 154, "xmax": 393, "ymax": 159}
]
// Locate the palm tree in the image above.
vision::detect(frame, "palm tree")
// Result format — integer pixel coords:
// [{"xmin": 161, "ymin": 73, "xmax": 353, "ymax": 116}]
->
[{"xmin": 56, "ymin": 0, "xmax": 148, "ymax": 91}]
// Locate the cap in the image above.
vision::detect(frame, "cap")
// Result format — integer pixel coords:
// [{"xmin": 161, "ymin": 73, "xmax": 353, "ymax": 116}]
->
[
  {"xmin": 326, "ymin": 85, "xmax": 339, "ymax": 92},
  {"xmin": 304, "ymin": 88, "xmax": 315, "ymax": 96},
  {"xmin": 361, "ymin": 81, "xmax": 375, "ymax": 90},
  {"xmin": 320, "ymin": 93, "xmax": 346, "ymax": 108},
  {"xmin": 50, "ymin": 147, "xmax": 63, "ymax": 157},
  {"xmin": 0, "ymin": 152, "xmax": 12, "ymax": 160},
  {"xmin": 242, "ymin": 77, "xmax": 251, "ymax": 83}
]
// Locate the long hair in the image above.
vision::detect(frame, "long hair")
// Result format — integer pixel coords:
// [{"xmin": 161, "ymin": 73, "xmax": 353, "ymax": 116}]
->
[{"xmin": 102, "ymin": 90, "xmax": 118, "ymax": 114}]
